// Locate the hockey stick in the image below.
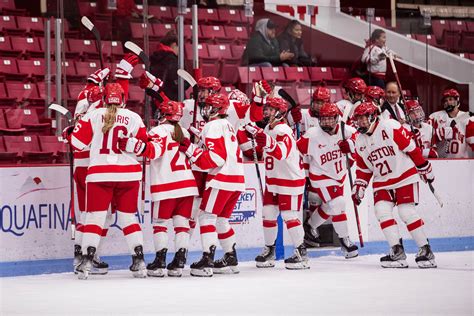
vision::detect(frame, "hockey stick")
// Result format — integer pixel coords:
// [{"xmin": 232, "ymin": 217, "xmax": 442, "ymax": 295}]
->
[
  {"xmin": 250, "ymin": 137, "xmax": 264, "ymax": 201},
  {"xmin": 49, "ymin": 103, "xmax": 75, "ymax": 239},
  {"xmin": 341, "ymin": 105, "xmax": 364, "ymax": 247},
  {"xmin": 277, "ymin": 88, "xmax": 300, "ymax": 138},
  {"xmin": 388, "ymin": 54, "xmax": 444, "ymax": 208},
  {"xmin": 177, "ymin": 69, "xmax": 200, "ymax": 142},
  {"xmin": 124, "ymin": 41, "xmax": 150, "ymax": 216},
  {"xmin": 81, "ymin": 16, "xmax": 104, "ymax": 70}
]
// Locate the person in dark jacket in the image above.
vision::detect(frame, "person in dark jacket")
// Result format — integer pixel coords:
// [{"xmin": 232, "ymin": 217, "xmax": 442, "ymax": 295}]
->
[
  {"xmin": 277, "ymin": 20, "xmax": 315, "ymax": 67},
  {"xmin": 150, "ymin": 31, "xmax": 180, "ymax": 105},
  {"xmin": 241, "ymin": 18, "xmax": 294, "ymax": 67}
]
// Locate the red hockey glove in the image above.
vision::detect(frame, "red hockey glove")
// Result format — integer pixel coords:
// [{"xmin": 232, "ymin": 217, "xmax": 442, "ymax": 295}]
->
[
  {"xmin": 87, "ymin": 67, "xmax": 110, "ymax": 84},
  {"xmin": 351, "ymin": 179, "xmax": 367, "ymax": 206},
  {"xmin": 118, "ymin": 137, "xmax": 146, "ymax": 155},
  {"xmin": 139, "ymin": 71, "xmax": 163, "ymax": 92},
  {"xmin": 416, "ymin": 161, "xmax": 435, "ymax": 183},
  {"xmin": 290, "ymin": 106, "xmax": 302, "ymax": 124},
  {"xmin": 252, "ymin": 80, "xmax": 270, "ymax": 105},
  {"xmin": 61, "ymin": 125, "xmax": 74, "ymax": 144},
  {"xmin": 115, "ymin": 53, "xmax": 139, "ymax": 79},
  {"xmin": 338, "ymin": 139, "xmax": 355, "ymax": 154},
  {"xmin": 255, "ymin": 131, "xmax": 275, "ymax": 150}
]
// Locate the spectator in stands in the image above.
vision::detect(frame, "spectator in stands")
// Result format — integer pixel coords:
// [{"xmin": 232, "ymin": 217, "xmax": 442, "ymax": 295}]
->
[
  {"xmin": 277, "ymin": 20, "xmax": 315, "ymax": 67},
  {"xmin": 150, "ymin": 31, "xmax": 180, "ymax": 114},
  {"xmin": 361, "ymin": 29, "xmax": 397, "ymax": 89},
  {"xmin": 380, "ymin": 81, "xmax": 406, "ymax": 123},
  {"xmin": 241, "ymin": 18, "xmax": 294, "ymax": 67}
]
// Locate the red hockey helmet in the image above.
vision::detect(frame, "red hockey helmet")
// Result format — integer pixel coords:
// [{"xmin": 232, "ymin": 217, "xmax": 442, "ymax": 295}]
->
[
  {"xmin": 405, "ymin": 100, "xmax": 425, "ymax": 126},
  {"xmin": 441, "ymin": 88, "xmax": 460, "ymax": 112},
  {"xmin": 104, "ymin": 83, "xmax": 124, "ymax": 106},
  {"xmin": 319, "ymin": 103, "xmax": 342, "ymax": 133},
  {"xmin": 345, "ymin": 77, "xmax": 367, "ymax": 94},
  {"xmin": 159, "ymin": 100, "xmax": 184, "ymax": 122},
  {"xmin": 442, "ymin": 88, "xmax": 460, "ymax": 100},
  {"xmin": 352, "ymin": 102, "xmax": 379, "ymax": 134},
  {"xmin": 365, "ymin": 86, "xmax": 385, "ymax": 104},
  {"xmin": 266, "ymin": 97, "xmax": 289, "ymax": 114},
  {"xmin": 197, "ymin": 76, "xmax": 222, "ymax": 92},
  {"xmin": 202, "ymin": 93, "xmax": 230, "ymax": 121},
  {"xmin": 87, "ymin": 85, "xmax": 104, "ymax": 105},
  {"xmin": 312, "ymin": 86, "xmax": 331, "ymax": 103}
]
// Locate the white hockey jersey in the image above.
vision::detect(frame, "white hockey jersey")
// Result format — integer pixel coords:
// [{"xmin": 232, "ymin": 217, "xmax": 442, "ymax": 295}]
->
[
  {"xmin": 429, "ymin": 110, "xmax": 472, "ymax": 158},
  {"xmin": 147, "ymin": 124, "xmax": 199, "ymax": 201},
  {"xmin": 354, "ymin": 119, "xmax": 426, "ymax": 191},
  {"xmin": 298, "ymin": 108, "xmax": 319, "ymax": 135},
  {"xmin": 71, "ymin": 107, "xmax": 147, "ymax": 182},
  {"xmin": 403, "ymin": 122, "xmax": 437, "ymax": 158},
  {"xmin": 298, "ymin": 124, "xmax": 356, "ymax": 189},
  {"xmin": 262, "ymin": 122, "xmax": 305, "ymax": 195},
  {"xmin": 188, "ymin": 118, "xmax": 245, "ymax": 192}
]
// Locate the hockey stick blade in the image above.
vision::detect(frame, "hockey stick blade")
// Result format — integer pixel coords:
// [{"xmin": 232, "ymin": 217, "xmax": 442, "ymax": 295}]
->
[
  {"xmin": 124, "ymin": 41, "xmax": 150, "ymax": 69},
  {"xmin": 49, "ymin": 103, "xmax": 72, "ymax": 121},
  {"xmin": 177, "ymin": 69, "xmax": 197, "ymax": 87},
  {"xmin": 278, "ymin": 89, "xmax": 297, "ymax": 109},
  {"xmin": 81, "ymin": 16, "xmax": 100, "ymax": 41}
]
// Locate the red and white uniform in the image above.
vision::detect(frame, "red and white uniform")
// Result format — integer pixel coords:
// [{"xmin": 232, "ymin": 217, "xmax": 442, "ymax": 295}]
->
[
  {"xmin": 354, "ymin": 119, "xmax": 429, "ymax": 248},
  {"xmin": 403, "ymin": 122, "xmax": 437, "ymax": 158},
  {"xmin": 429, "ymin": 110, "xmax": 472, "ymax": 158},
  {"xmin": 71, "ymin": 108, "xmax": 148, "ymax": 183},
  {"xmin": 263, "ymin": 122, "xmax": 305, "ymax": 196},
  {"xmin": 297, "ymin": 123, "xmax": 357, "ymax": 239},
  {"xmin": 466, "ymin": 117, "xmax": 474, "ymax": 152}
]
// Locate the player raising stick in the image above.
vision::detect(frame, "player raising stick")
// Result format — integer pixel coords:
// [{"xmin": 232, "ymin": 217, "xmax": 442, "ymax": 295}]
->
[{"xmin": 351, "ymin": 102, "xmax": 437, "ymax": 268}]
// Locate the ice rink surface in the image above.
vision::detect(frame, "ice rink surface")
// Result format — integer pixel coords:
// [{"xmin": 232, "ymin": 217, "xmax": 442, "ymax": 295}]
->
[{"xmin": 1, "ymin": 251, "xmax": 472, "ymax": 316}]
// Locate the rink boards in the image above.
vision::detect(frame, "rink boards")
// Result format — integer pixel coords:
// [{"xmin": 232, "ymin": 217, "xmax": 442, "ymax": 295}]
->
[{"xmin": 0, "ymin": 160, "xmax": 473, "ymax": 264}]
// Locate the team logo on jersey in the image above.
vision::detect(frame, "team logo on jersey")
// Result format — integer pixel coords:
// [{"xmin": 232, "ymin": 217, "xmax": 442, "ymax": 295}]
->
[
  {"xmin": 318, "ymin": 144, "xmax": 326, "ymax": 149},
  {"xmin": 359, "ymin": 146, "xmax": 366, "ymax": 152}
]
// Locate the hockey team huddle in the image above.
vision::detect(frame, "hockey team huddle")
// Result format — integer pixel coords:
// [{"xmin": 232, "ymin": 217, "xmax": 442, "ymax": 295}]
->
[{"xmin": 63, "ymin": 53, "xmax": 474, "ymax": 280}]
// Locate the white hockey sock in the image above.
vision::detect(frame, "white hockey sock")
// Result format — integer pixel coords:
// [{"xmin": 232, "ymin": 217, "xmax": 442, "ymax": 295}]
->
[
  {"xmin": 398, "ymin": 204, "xmax": 428, "ymax": 247},
  {"xmin": 173, "ymin": 215, "xmax": 190, "ymax": 250},
  {"xmin": 308, "ymin": 206, "xmax": 330, "ymax": 229},
  {"xmin": 81, "ymin": 211, "xmax": 107, "ymax": 254},
  {"xmin": 74, "ymin": 210, "xmax": 86, "ymax": 247},
  {"xmin": 216, "ymin": 217, "xmax": 235, "ymax": 253},
  {"xmin": 198, "ymin": 211, "xmax": 218, "ymax": 252},
  {"xmin": 282, "ymin": 211, "xmax": 304, "ymax": 247},
  {"xmin": 375, "ymin": 201, "xmax": 401, "ymax": 247},
  {"xmin": 152, "ymin": 219, "xmax": 169, "ymax": 251},
  {"xmin": 118, "ymin": 212, "xmax": 144, "ymax": 255},
  {"xmin": 262, "ymin": 205, "xmax": 279, "ymax": 246},
  {"xmin": 332, "ymin": 213, "xmax": 349, "ymax": 238}
]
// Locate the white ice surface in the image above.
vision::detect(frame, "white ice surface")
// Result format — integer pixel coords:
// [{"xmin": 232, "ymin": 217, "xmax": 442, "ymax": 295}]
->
[{"xmin": 1, "ymin": 252, "xmax": 473, "ymax": 316}]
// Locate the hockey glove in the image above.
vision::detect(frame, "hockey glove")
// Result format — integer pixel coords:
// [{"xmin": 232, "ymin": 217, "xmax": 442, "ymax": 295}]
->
[
  {"xmin": 61, "ymin": 125, "xmax": 74, "ymax": 144},
  {"xmin": 255, "ymin": 131, "xmax": 276, "ymax": 151},
  {"xmin": 139, "ymin": 71, "xmax": 163, "ymax": 92},
  {"xmin": 289, "ymin": 106, "xmax": 302, "ymax": 124},
  {"xmin": 178, "ymin": 137, "xmax": 195, "ymax": 157},
  {"xmin": 244, "ymin": 122, "xmax": 261, "ymax": 137},
  {"xmin": 416, "ymin": 161, "xmax": 435, "ymax": 183},
  {"xmin": 338, "ymin": 139, "xmax": 355, "ymax": 154},
  {"xmin": 351, "ymin": 179, "xmax": 368, "ymax": 206},
  {"xmin": 115, "ymin": 53, "xmax": 140, "ymax": 79},
  {"xmin": 252, "ymin": 80, "xmax": 271, "ymax": 105},
  {"xmin": 118, "ymin": 137, "xmax": 146, "ymax": 155},
  {"xmin": 87, "ymin": 67, "xmax": 110, "ymax": 84},
  {"xmin": 188, "ymin": 126, "xmax": 201, "ymax": 139}
]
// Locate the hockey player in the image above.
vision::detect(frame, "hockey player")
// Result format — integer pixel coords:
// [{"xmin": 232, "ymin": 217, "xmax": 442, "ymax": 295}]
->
[
  {"xmin": 246, "ymin": 97, "xmax": 308, "ymax": 270},
  {"xmin": 297, "ymin": 103, "xmax": 359, "ymax": 259},
  {"xmin": 178, "ymin": 93, "xmax": 245, "ymax": 277},
  {"xmin": 290, "ymin": 86, "xmax": 331, "ymax": 134},
  {"xmin": 351, "ymin": 102, "xmax": 437, "ymax": 268},
  {"xmin": 119, "ymin": 100, "xmax": 198, "ymax": 277},
  {"xmin": 336, "ymin": 77, "xmax": 367, "ymax": 118},
  {"xmin": 365, "ymin": 85, "xmax": 385, "ymax": 108},
  {"xmin": 429, "ymin": 88, "xmax": 472, "ymax": 158},
  {"xmin": 403, "ymin": 100, "xmax": 438, "ymax": 158},
  {"xmin": 71, "ymin": 83, "xmax": 148, "ymax": 279},
  {"xmin": 64, "ymin": 53, "xmax": 139, "ymax": 274}
]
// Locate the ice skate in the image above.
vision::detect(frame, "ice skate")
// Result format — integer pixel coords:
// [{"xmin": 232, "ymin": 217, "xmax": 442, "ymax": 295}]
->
[
  {"xmin": 190, "ymin": 245, "xmax": 216, "ymax": 277},
  {"xmin": 167, "ymin": 248, "xmax": 187, "ymax": 277},
  {"xmin": 415, "ymin": 244, "xmax": 437, "ymax": 269},
  {"xmin": 214, "ymin": 244, "xmax": 239, "ymax": 274},
  {"xmin": 255, "ymin": 244, "xmax": 276, "ymax": 268},
  {"xmin": 91, "ymin": 254, "xmax": 109, "ymax": 275},
  {"xmin": 130, "ymin": 245, "xmax": 147, "ymax": 278},
  {"xmin": 303, "ymin": 222, "xmax": 323, "ymax": 248},
  {"xmin": 285, "ymin": 244, "xmax": 310, "ymax": 270},
  {"xmin": 76, "ymin": 246, "xmax": 96, "ymax": 280},
  {"xmin": 339, "ymin": 236, "xmax": 359, "ymax": 259},
  {"xmin": 73, "ymin": 245, "xmax": 82, "ymax": 274},
  {"xmin": 147, "ymin": 248, "xmax": 167, "ymax": 277},
  {"xmin": 380, "ymin": 244, "xmax": 408, "ymax": 268}
]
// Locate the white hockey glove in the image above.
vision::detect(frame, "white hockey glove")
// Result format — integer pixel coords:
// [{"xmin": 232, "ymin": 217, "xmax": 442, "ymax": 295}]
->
[
  {"xmin": 118, "ymin": 137, "xmax": 146, "ymax": 155},
  {"xmin": 416, "ymin": 161, "xmax": 435, "ymax": 183},
  {"xmin": 351, "ymin": 179, "xmax": 368, "ymax": 206},
  {"xmin": 115, "ymin": 53, "xmax": 139, "ymax": 79}
]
